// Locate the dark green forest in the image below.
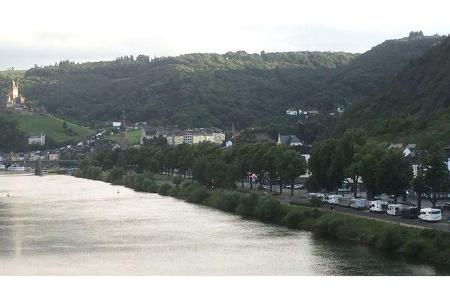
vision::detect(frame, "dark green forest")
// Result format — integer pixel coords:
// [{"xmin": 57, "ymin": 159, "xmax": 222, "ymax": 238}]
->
[
  {"xmin": 1, "ymin": 34, "xmax": 440, "ymax": 131},
  {"xmin": 336, "ymin": 35, "xmax": 450, "ymax": 147}
]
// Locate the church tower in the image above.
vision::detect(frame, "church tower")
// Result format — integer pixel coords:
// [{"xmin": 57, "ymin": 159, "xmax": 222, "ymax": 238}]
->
[{"xmin": 11, "ymin": 80, "xmax": 19, "ymax": 99}]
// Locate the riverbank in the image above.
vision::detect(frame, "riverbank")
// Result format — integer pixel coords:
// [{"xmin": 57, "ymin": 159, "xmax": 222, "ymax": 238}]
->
[{"xmin": 74, "ymin": 169, "xmax": 450, "ymax": 267}]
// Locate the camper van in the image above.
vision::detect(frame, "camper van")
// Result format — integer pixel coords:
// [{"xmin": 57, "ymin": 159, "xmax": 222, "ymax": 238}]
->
[
  {"xmin": 350, "ymin": 198, "xmax": 367, "ymax": 210},
  {"xmin": 369, "ymin": 200, "xmax": 388, "ymax": 213},
  {"xmin": 309, "ymin": 193, "xmax": 326, "ymax": 202},
  {"xmin": 401, "ymin": 207, "xmax": 418, "ymax": 219},
  {"xmin": 387, "ymin": 204, "xmax": 407, "ymax": 216},
  {"xmin": 325, "ymin": 194, "xmax": 341, "ymax": 205},
  {"xmin": 418, "ymin": 208, "xmax": 442, "ymax": 222},
  {"xmin": 337, "ymin": 196, "xmax": 351, "ymax": 207}
]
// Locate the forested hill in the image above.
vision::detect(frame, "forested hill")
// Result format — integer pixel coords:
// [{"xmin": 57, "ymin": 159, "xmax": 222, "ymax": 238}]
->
[
  {"xmin": 335, "ymin": 35, "xmax": 450, "ymax": 146},
  {"xmin": 19, "ymin": 51, "xmax": 356, "ymax": 127},
  {"xmin": 303, "ymin": 32, "xmax": 445, "ymax": 107},
  {"xmin": 4, "ymin": 33, "xmax": 443, "ymax": 130}
]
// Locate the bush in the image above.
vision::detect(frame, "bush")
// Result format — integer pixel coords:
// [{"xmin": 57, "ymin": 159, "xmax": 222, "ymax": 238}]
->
[
  {"xmin": 254, "ymin": 197, "xmax": 283, "ymax": 222},
  {"xmin": 107, "ymin": 168, "xmax": 125, "ymax": 184},
  {"xmin": 402, "ymin": 239, "xmax": 426, "ymax": 257},
  {"xmin": 173, "ymin": 177, "xmax": 184, "ymax": 185},
  {"xmin": 219, "ymin": 192, "xmax": 241, "ymax": 212},
  {"xmin": 235, "ymin": 193, "xmax": 259, "ymax": 216},
  {"xmin": 308, "ymin": 196, "xmax": 323, "ymax": 207},
  {"xmin": 376, "ymin": 226, "xmax": 403, "ymax": 252},
  {"xmin": 282, "ymin": 208, "xmax": 305, "ymax": 229},
  {"xmin": 158, "ymin": 183, "xmax": 172, "ymax": 196}
]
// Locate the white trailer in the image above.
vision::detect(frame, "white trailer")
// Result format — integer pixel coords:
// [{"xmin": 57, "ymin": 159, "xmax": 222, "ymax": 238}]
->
[
  {"xmin": 369, "ymin": 200, "xmax": 388, "ymax": 213},
  {"xmin": 418, "ymin": 208, "xmax": 442, "ymax": 222}
]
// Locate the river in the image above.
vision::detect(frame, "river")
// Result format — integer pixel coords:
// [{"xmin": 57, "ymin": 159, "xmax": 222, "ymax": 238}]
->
[{"xmin": 0, "ymin": 174, "xmax": 446, "ymax": 275}]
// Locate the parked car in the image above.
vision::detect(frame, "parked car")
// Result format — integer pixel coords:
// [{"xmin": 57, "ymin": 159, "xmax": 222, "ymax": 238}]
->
[
  {"xmin": 400, "ymin": 207, "xmax": 418, "ymax": 219},
  {"xmin": 418, "ymin": 208, "xmax": 442, "ymax": 222},
  {"xmin": 369, "ymin": 200, "xmax": 388, "ymax": 213},
  {"xmin": 284, "ymin": 184, "xmax": 304, "ymax": 190}
]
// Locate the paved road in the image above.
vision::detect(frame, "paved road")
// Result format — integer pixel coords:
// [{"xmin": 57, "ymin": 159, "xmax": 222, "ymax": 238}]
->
[{"xmin": 240, "ymin": 181, "xmax": 450, "ymax": 232}]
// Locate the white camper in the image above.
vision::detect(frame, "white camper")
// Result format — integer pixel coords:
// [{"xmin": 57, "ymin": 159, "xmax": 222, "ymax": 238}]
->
[
  {"xmin": 325, "ymin": 194, "xmax": 340, "ymax": 204},
  {"xmin": 309, "ymin": 193, "xmax": 326, "ymax": 202},
  {"xmin": 387, "ymin": 204, "xmax": 407, "ymax": 216},
  {"xmin": 369, "ymin": 200, "xmax": 388, "ymax": 213},
  {"xmin": 418, "ymin": 208, "xmax": 442, "ymax": 222},
  {"xmin": 350, "ymin": 198, "xmax": 367, "ymax": 209}
]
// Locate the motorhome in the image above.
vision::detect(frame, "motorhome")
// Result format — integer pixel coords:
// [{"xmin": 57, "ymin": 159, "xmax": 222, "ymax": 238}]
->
[
  {"xmin": 7, "ymin": 164, "xmax": 26, "ymax": 172},
  {"xmin": 401, "ymin": 207, "xmax": 418, "ymax": 219},
  {"xmin": 418, "ymin": 208, "xmax": 442, "ymax": 222},
  {"xmin": 369, "ymin": 200, "xmax": 388, "ymax": 213},
  {"xmin": 387, "ymin": 204, "xmax": 407, "ymax": 216},
  {"xmin": 337, "ymin": 196, "xmax": 351, "ymax": 207},
  {"xmin": 350, "ymin": 198, "xmax": 367, "ymax": 209},
  {"xmin": 309, "ymin": 193, "xmax": 326, "ymax": 202},
  {"xmin": 325, "ymin": 194, "xmax": 340, "ymax": 205}
]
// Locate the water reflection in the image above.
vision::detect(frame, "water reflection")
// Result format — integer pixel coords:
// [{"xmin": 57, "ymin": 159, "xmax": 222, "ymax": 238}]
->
[{"xmin": 0, "ymin": 174, "xmax": 445, "ymax": 275}]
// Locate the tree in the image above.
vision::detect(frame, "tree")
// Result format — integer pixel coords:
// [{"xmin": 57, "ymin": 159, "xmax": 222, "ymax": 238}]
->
[
  {"xmin": 376, "ymin": 150, "xmax": 413, "ymax": 202},
  {"xmin": 275, "ymin": 147, "xmax": 307, "ymax": 196},
  {"xmin": 0, "ymin": 117, "xmax": 26, "ymax": 152},
  {"xmin": 415, "ymin": 149, "xmax": 450, "ymax": 207}
]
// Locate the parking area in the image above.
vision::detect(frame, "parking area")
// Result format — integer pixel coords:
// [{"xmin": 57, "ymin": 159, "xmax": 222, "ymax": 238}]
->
[{"xmin": 240, "ymin": 181, "xmax": 450, "ymax": 232}]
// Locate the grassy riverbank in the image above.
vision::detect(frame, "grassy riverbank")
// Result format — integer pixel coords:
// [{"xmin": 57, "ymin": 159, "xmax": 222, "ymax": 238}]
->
[{"xmin": 75, "ymin": 168, "xmax": 450, "ymax": 267}]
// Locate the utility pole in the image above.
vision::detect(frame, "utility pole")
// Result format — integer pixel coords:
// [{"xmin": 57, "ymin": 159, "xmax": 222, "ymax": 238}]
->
[{"xmin": 119, "ymin": 110, "xmax": 127, "ymax": 149}]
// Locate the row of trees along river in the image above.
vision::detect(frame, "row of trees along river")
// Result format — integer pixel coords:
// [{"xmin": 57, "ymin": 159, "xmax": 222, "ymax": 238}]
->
[{"xmin": 80, "ymin": 128, "xmax": 450, "ymax": 208}]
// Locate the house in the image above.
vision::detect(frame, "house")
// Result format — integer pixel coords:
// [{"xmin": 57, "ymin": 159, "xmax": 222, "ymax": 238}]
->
[
  {"xmin": 277, "ymin": 134, "xmax": 302, "ymax": 147},
  {"xmin": 112, "ymin": 122, "xmax": 122, "ymax": 128},
  {"xmin": 286, "ymin": 108, "xmax": 298, "ymax": 116},
  {"xmin": 28, "ymin": 133, "xmax": 46, "ymax": 146},
  {"xmin": 444, "ymin": 145, "xmax": 450, "ymax": 171}
]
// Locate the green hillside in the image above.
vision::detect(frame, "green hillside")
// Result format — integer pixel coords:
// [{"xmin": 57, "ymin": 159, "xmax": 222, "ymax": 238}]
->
[
  {"xmin": 335, "ymin": 36, "xmax": 450, "ymax": 147},
  {"xmin": 3, "ymin": 114, "xmax": 94, "ymax": 144},
  {"xmin": 19, "ymin": 51, "xmax": 357, "ymax": 128},
  {"xmin": 105, "ymin": 128, "xmax": 144, "ymax": 145}
]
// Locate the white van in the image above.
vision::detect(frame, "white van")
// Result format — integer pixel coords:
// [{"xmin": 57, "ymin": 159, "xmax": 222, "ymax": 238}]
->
[
  {"xmin": 387, "ymin": 204, "xmax": 407, "ymax": 216},
  {"xmin": 369, "ymin": 200, "xmax": 388, "ymax": 213},
  {"xmin": 418, "ymin": 208, "xmax": 442, "ymax": 222},
  {"xmin": 351, "ymin": 198, "xmax": 367, "ymax": 209}
]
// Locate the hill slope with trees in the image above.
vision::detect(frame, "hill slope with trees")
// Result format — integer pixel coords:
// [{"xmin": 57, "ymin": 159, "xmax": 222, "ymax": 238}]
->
[
  {"xmin": 335, "ymin": 35, "xmax": 450, "ymax": 146},
  {"xmin": 1, "ymin": 33, "xmax": 443, "ymax": 133}
]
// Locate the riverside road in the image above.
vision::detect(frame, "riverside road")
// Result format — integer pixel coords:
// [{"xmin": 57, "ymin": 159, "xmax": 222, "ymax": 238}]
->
[{"xmin": 241, "ymin": 182, "xmax": 450, "ymax": 233}]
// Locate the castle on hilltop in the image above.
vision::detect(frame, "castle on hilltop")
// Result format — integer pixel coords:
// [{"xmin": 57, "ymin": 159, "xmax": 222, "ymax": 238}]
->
[{"xmin": 3, "ymin": 79, "xmax": 28, "ymax": 111}]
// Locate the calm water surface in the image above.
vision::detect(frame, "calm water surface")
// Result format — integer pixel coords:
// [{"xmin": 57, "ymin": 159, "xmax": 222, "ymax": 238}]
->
[{"xmin": 0, "ymin": 174, "xmax": 446, "ymax": 275}]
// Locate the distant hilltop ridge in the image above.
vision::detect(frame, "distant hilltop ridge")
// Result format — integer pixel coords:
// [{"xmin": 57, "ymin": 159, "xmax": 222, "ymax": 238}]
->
[{"xmin": 0, "ymin": 33, "xmax": 445, "ymax": 135}]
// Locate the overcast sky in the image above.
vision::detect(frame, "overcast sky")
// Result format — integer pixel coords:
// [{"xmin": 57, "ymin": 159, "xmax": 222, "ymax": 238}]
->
[{"xmin": 0, "ymin": 0, "xmax": 449, "ymax": 70}]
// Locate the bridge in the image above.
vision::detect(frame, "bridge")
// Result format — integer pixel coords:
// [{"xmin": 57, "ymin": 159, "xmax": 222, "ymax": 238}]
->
[{"xmin": 3, "ymin": 160, "xmax": 82, "ymax": 175}]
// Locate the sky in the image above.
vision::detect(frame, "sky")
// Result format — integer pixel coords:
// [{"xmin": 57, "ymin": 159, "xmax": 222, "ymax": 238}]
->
[{"xmin": 0, "ymin": 0, "xmax": 449, "ymax": 70}]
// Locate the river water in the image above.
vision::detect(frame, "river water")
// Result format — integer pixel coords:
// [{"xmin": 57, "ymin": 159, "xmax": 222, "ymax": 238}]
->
[{"xmin": 0, "ymin": 174, "xmax": 446, "ymax": 275}]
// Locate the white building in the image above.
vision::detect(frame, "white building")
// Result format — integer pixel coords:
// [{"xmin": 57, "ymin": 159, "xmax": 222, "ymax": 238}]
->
[{"xmin": 28, "ymin": 133, "xmax": 46, "ymax": 146}]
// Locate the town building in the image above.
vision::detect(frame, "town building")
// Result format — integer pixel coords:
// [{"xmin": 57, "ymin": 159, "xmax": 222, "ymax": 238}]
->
[
  {"xmin": 277, "ymin": 134, "xmax": 303, "ymax": 147},
  {"xmin": 144, "ymin": 127, "xmax": 225, "ymax": 146},
  {"xmin": 28, "ymin": 133, "xmax": 46, "ymax": 146}
]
